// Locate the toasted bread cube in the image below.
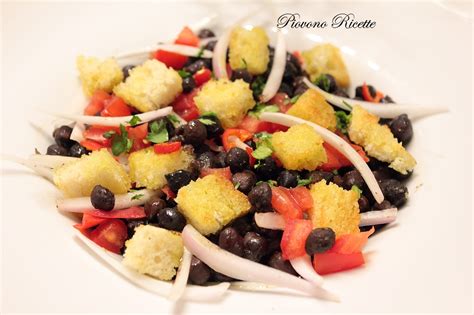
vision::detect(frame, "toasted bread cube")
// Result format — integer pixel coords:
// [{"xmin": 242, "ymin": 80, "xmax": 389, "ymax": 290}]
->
[
  {"xmin": 302, "ymin": 43, "xmax": 350, "ymax": 88},
  {"xmin": 271, "ymin": 124, "xmax": 327, "ymax": 171},
  {"xmin": 348, "ymin": 105, "xmax": 416, "ymax": 174},
  {"xmin": 229, "ymin": 26, "xmax": 270, "ymax": 75},
  {"xmin": 123, "ymin": 225, "xmax": 183, "ymax": 280},
  {"xmin": 287, "ymin": 89, "xmax": 337, "ymax": 131},
  {"xmin": 193, "ymin": 79, "xmax": 255, "ymax": 128},
  {"xmin": 175, "ymin": 175, "xmax": 251, "ymax": 235},
  {"xmin": 53, "ymin": 149, "xmax": 130, "ymax": 197},
  {"xmin": 128, "ymin": 147, "xmax": 194, "ymax": 190},
  {"xmin": 76, "ymin": 56, "xmax": 123, "ymax": 97},
  {"xmin": 113, "ymin": 59, "xmax": 182, "ymax": 113},
  {"xmin": 309, "ymin": 180, "xmax": 360, "ymax": 237}
]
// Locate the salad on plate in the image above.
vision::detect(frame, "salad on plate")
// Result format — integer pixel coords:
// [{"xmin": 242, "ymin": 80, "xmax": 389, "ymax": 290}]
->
[{"xmin": 5, "ymin": 20, "xmax": 447, "ymax": 303}]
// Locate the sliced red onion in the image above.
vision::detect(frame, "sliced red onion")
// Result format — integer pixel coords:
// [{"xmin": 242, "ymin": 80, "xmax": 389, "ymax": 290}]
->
[
  {"xmin": 46, "ymin": 106, "xmax": 173, "ymax": 127},
  {"xmin": 116, "ymin": 44, "xmax": 213, "ymax": 60},
  {"xmin": 260, "ymin": 112, "xmax": 384, "ymax": 203},
  {"xmin": 75, "ymin": 231, "xmax": 230, "ymax": 302},
  {"xmin": 303, "ymin": 78, "xmax": 448, "ymax": 119},
  {"xmin": 260, "ymin": 31, "xmax": 286, "ymax": 102},
  {"xmin": 182, "ymin": 224, "xmax": 339, "ymax": 302},
  {"xmin": 254, "ymin": 212, "xmax": 285, "ymax": 230},
  {"xmin": 70, "ymin": 122, "xmax": 85, "ymax": 143},
  {"xmin": 359, "ymin": 208, "xmax": 398, "ymax": 226},
  {"xmin": 2, "ymin": 154, "xmax": 54, "ymax": 182},
  {"xmin": 57, "ymin": 189, "xmax": 154, "ymax": 213},
  {"xmin": 168, "ymin": 248, "xmax": 192, "ymax": 301},
  {"xmin": 212, "ymin": 28, "xmax": 232, "ymax": 79},
  {"xmin": 28, "ymin": 154, "xmax": 78, "ymax": 169},
  {"xmin": 290, "ymin": 255, "xmax": 323, "ymax": 286}
]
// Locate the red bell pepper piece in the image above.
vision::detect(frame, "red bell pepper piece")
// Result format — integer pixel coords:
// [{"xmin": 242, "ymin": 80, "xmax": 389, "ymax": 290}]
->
[
  {"xmin": 313, "ymin": 252, "xmax": 365, "ymax": 275},
  {"xmin": 221, "ymin": 129, "xmax": 253, "ymax": 151},
  {"xmin": 237, "ymin": 115, "xmax": 288, "ymax": 134},
  {"xmin": 127, "ymin": 123, "xmax": 149, "ymax": 152},
  {"xmin": 84, "ymin": 90, "xmax": 110, "ymax": 116},
  {"xmin": 73, "ymin": 213, "xmax": 108, "ymax": 233},
  {"xmin": 153, "ymin": 142, "xmax": 182, "ymax": 154},
  {"xmin": 319, "ymin": 142, "xmax": 368, "ymax": 171},
  {"xmin": 200, "ymin": 167, "xmax": 232, "ymax": 181},
  {"xmin": 174, "ymin": 26, "xmax": 200, "ymax": 47},
  {"xmin": 89, "ymin": 219, "xmax": 128, "ymax": 254},
  {"xmin": 281, "ymin": 219, "xmax": 313, "ymax": 260},
  {"xmin": 153, "ymin": 50, "xmax": 188, "ymax": 70},
  {"xmin": 312, "ymin": 227, "xmax": 375, "ymax": 275},
  {"xmin": 289, "ymin": 186, "xmax": 313, "ymax": 210},
  {"xmin": 84, "ymin": 206, "xmax": 146, "ymax": 219},
  {"xmin": 172, "ymin": 89, "xmax": 200, "ymax": 121},
  {"xmin": 193, "ymin": 68, "xmax": 212, "ymax": 86},
  {"xmin": 101, "ymin": 96, "xmax": 132, "ymax": 117},
  {"xmin": 271, "ymin": 186, "xmax": 304, "ymax": 220},
  {"xmin": 83, "ymin": 125, "xmax": 119, "ymax": 146},
  {"xmin": 361, "ymin": 83, "xmax": 384, "ymax": 103},
  {"xmin": 80, "ymin": 139, "xmax": 107, "ymax": 151},
  {"xmin": 292, "ymin": 51, "xmax": 304, "ymax": 66},
  {"xmin": 162, "ymin": 185, "xmax": 176, "ymax": 199}
]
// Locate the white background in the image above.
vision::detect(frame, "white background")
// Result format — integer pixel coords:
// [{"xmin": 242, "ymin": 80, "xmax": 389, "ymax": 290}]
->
[{"xmin": 1, "ymin": 1, "xmax": 472, "ymax": 313}]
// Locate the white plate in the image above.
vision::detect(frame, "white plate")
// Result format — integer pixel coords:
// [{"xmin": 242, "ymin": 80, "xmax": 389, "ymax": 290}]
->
[{"xmin": 1, "ymin": 1, "xmax": 472, "ymax": 313}]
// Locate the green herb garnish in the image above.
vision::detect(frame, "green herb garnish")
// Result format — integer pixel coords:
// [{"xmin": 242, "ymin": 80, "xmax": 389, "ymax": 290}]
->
[
  {"xmin": 335, "ymin": 111, "xmax": 352, "ymax": 135},
  {"xmin": 252, "ymin": 132, "xmax": 274, "ymax": 160},
  {"xmin": 256, "ymin": 179, "xmax": 277, "ymax": 187},
  {"xmin": 111, "ymin": 124, "xmax": 133, "ymax": 156},
  {"xmin": 290, "ymin": 94, "xmax": 301, "ymax": 104},
  {"xmin": 314, "ymin": 74, "xmax": 331, "ymax": 92},
  {"xmin": 128, "ymin": 115, "xmax": 142, "ymax": 127},
  {"xmin": 131, "ymin": 193, "xmax": 144, "ymax": 201},
  {"xmin": 167, "ymin": 114, "xmax": 181, "ymax": 126},
  {"xmin": 178, "ymin": 70, "xmax": 191, "ymax": 78},
  {"xmin": 196, "ymin": 46, "xmax": 204, "ymax": 58},
  {"xmin": 248, "ymin": 103, "xmax": 279, "ymax": 118},
  {"xmin": 103, "ymin": 130, "xmax": 116, "ymax": 139},
  {"xmin": 198, "ymin": 118, "xmax": 216, "ymax": 126},
  {"xmin": 297, "ymin": 177, "xmax": 312, "ymax": 187},
  {"xmin": 351, "ymin": 185, "xmax": 362, "ymax": 197},
  {"xmin": 234, "ymin": 182, "xmax": 241, "ymax": 190},
  {"xmin": 251, "ymin": 76, "xmax": 266, "ymax": 97},
  {"xmin": 146, "ymin": 120, "xmax": 168, "ymax": 144}
]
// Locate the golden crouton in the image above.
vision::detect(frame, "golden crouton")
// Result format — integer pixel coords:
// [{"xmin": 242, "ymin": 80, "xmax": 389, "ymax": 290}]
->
[
  {"xmin": 113, "ymin": 59, "xmax": 182, "ymax": 113},
  {"xmin": 53, "ymin": 149, "xmax": 130, "ymax": 197},
  {"xmin": 309, "ymin": 180, "xmax": 360, "ymax": 237},
  {"xmin": 302, "ymin": 43, "xmax": 350, "ymax": 88},
  {"xmin": 175, "ymin": 175, "xmax": 251, "ymax": 235},
  {"xmin": 76, "ymin": 56, "xmax": 123, "ymax": 97},
  {"xmin": 128, "ymin": 147, "xmax": 194, "ymax": 190},
  {"xmin": 123, "ymin": 225, "xmax": 183, "ymax": 280},
  {"xmin": 348, "ymin": 105, "xmax": 416, "ymax": 174},
  {"xmin": 193, "ymin": 79, "xmax": 255, "ymax": 128},
  {"xmin": 229, "ymin": 26, "xmax": 270, "ymax": 75},
  {"xmin": 271, "ymin": 124, "xmax": 327, "ymax": 171},
  {"xmin": 287, "ymin": 89, "xmax": 337, "ymax": 131}
]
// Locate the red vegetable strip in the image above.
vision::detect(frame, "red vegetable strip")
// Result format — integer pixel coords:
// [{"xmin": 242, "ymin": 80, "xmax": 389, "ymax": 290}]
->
[
  {"xmin": 330, "ymin": 227, "xmax": 375, "ymax": 254},
  {"xmin": 153, "ymin": 142, "xmax": 182, "ymax": 154},
  {"xmin": 281, "ymin": 219, "xmax": 313, "ymax": 260},
  {"xmin": 84, "ymin": 206, "xmax": 146, "ymax": 219},
  {"xmin": 313, "ymin": 252, "xmax": 365, "ymax": 275}
]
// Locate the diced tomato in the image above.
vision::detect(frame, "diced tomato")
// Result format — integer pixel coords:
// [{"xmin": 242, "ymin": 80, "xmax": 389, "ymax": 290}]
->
[
  {"xmin": 313, "ymin": 252, "xmax": 365, "ymax": 275},
  {"xmin": 200, "ymin": 167, "xmax": 232, "ymax": 180},
  {"xmin": 84, "ymin": 206, "xmax": 146, "ymax": 219},
  {"xmin": 89, "ymin": 219, "xmax": 128, "ymax": 254},
  {"xmin": 361, "ymin": 82, "xmax": 384, "ymax": 103},
  {"xmin": 280, "ymin": 219, "xmax": 313, "ymax": 260},
  {"xmin": 127, "ymin": 123, "xmax": 149, "ymax": 152},
  {"xmin": 271, "ymin": 186, "xmax": 304, "ymax": 220},
  {"xmin": 84, "ymin": 90, "xmax": 110, "ymax": 116},
  {"xmin": 330, "ymin": 227, "xmax": 375, "ymax": 254},
  {"xmin": 174, "ymin": 26, "xmax": 200, "ymax": 47},
  {"xmin": 153, "ymin": 50, "xmax": 188, "ymax": 70},
  {"xmin": 83, "ymin": 125, "xmax": 119, "ymax": 146},
  {"xmin": 73, "ymin": 213, "xmax": 107, "ymax": 233},
  {"xmin": 101, "ymin": 96, "xmax": 132, "ymax": 117},
  {"xmin": 153, "ymin": 142, "xmax": 181, "ymax": 154},
  {"xmin": 319, "ymin": 142, "xmax": 368, "ymax": 171},
  {"xmin": 80, "ymin": 139, "xmax": 107, "ymax": 151},
  {"xmin": 237, "ymin": 115, "xmax": 288, "ymax": 134},
  {"xmin": 289, "ymin": 186, "xmax": 313, "ymax": 210},
  {"xmin": 221, "ymin": 129, "xmax": 253, "ymax": 151},
  {"xmin": 269, "ymin": 92, "xmax": 292, "ymax": 113},
  {"xmin": 162, "ymin": 185, "xmax": 176, "ymax": 199},
  {"xmin": 172, "ymin": 89, "xmax": 200, "ymax": 121},
  {"xmin": 292, "ymin": 50, "xmax": 304, "ymax": 66},
  {"xmin": 193, "ymin": 68, "xmax": 212, "ymax": 86}
]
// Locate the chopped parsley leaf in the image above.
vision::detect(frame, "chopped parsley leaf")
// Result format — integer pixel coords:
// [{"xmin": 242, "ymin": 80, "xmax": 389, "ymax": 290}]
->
[
  {"xmin": 314, "ymin": 74, "xmax": 330, "ymax": 92},
  {"xmin": 177, "ymin": 70, "xmax": 191, "ymax": 78},
  {"xmin": 196, "ymin": 46, "xmax": 204, "ymax": 58},
  {"xmin": 296, "ymin": 176, "xmax": 312, "ymax": 187},
  {"xmin": 351, "ymin": 185, "xmax": 362, "ymax": 197},
  {"xmin": 167, "ymin": 114, "xmax": 181, "ymax": 126},
  {"xmin": 251, "ymin": 76, "xmax": 266, "ymax": 97},
  {"xmin": 198, "ymin": 118, "xmax": 216, "ymax": 126},
  {"xmin": 248, "ymin": 103, "xmax": 279, "ymax": 118},
  {"xmin": 131, "ymin": 193, "xmax": 144, "ymax": 200},
  {"xmin": 111, "ymin": 124, "xmax": 133, "ymax": 156},
  {"xmin": 103, "ymin": 130, "xmax": 116, "ymax": 139},
  {"xmin": 252, "ymin": 132, "xmax": 273, "ymax": 160},
  {"xmin": 335, "ymin": 111, "xmax": 352, "ymax": 135},
  {"xmin": 146, "ymin": 120, "xmax": 168, "ymax": 144},
  {"xmin": 290, "ymin": 94, "xmax": 301, "ymax": 104},
  {"xmin": 128, "ymin": 115, "xmax": 142, "ymax": 127}
]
